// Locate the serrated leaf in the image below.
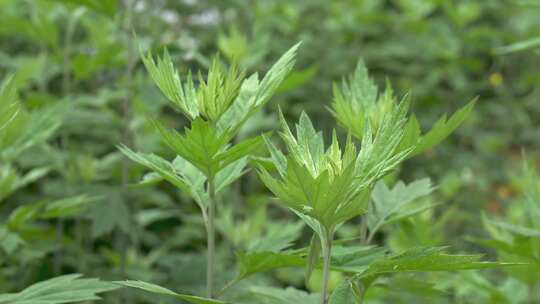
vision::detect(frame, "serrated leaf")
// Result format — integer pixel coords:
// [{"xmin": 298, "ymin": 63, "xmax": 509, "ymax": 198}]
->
[
  {"xmin": 329, "ymin": 60, "xmax": 386, "ymax": 139},
  {"xmin": 247, "ymin": 221, "xmax": 304, "ymax": 253},
  {"xmin": 118, "ymin": 145, "xmax": 192, "ymax": 194},
  {"xmin": 116, "ymin": 280, "xmax": 228, "ymax": 304},
  {"xmin": 367, "ymin": 178, "xmax": 434, "ymax": 240},
  {"xmin": 196, "ymin": 57, "xmax": 246, "ymax": 121},
  {"xmin": 276, "ymin": 64, "xmax": 318, "ymax": 93},
  {"xmin": 217, "ymin": 43, "xmax": 300, "ymax": 134},
  {"xmin": 357, "ymin": 247, "xmax": 517, "ymax": 280},
  {"xmin": 0, "ymin": 274, "xmax": 118, "ymax": 304},
  {"xmin": 215, "ymin": 134, "xmax": 265, "ymax": 170},
  {"xmin": 215, "ymin": 157, "xmax": 248, "ymax": 192},
  {"xmin": 370, "ymin": 275, "xmax": 449, "ymax": 302},
  {"xmin": 410, "ymin": 100, "xmax": 476, "ymax": 157},
  {"xmin": 152, "ymin": 118, "xmax": 228, "ymax": 177},
  {"xmin": 330, "ymin": 245, "xmax": 387, "ymax": 273},
  {"xmin": 119, "ymin": 145, "xmax": 208, "ymax": 209},
  {"xmin": 261, "ymin": 135, "xmax": 287, "ymax": 176},
  {"xmin": 260, "ymin": 107, "xmax": 409, "ymax": 232},
  {"xmin": 171, "ymin": 155, "xmax": 208, "ymax": 205},
  {"xmin": 254, "ymin": 42, "xmax": 301, "ymax": 109},
  {"xmin": 216, "ymin": 74, "xmax": 259, "ymax": 134},
  {"xmin": 330, "ymin": 61, "xmax": 475, "ymax": 160},
  {"xmin": 329, "ymin": 279, "xmax": 361, "ymax": 304},
  {"xmin": 248, "ymin": 286, "xmax": 318, "ymax": 304},
  {"xmin": 141, "ymin": 49, "xmax": 199, "ymax": 119},
  {"xmin": 235, "ymin": 251, "xmax": 305, "ymax": 281},
  {"xmin": 235, "ymin": 244, "xmax": 384, "ymax": 282}
]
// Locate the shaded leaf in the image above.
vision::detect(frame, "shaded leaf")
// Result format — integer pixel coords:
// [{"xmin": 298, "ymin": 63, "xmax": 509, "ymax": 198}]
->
[
  {"xmin": 117, "ymin": 280, "xmax": 228, "ymax": 304},
  {"xmin": 329, "ymin": 279, "xmax": 361, "ymax": 304}
]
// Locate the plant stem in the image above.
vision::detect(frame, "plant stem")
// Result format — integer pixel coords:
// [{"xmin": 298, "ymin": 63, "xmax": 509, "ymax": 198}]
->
[
  {"xmin": 119, "ymin": 0, "xmax": 137, "ymax": 251},
  {"xmin": 207, "ymin": 178, "xmax": 217, "ymax": 298},
  {"xmin": 366, "ymin": 226, "xmax": 377, "ymax": 244},
  {"xmin": 359, "ymin": 215, "xmax": 367, "ymax": 245},
  {"xmin": 117, "ymin": 2, "xmax": 137, "ymax": 303},
  {"xmin": 321, "ymin": 229, "xmax": 334, "ymax": 304},
  {"xmin": 54, "ymin": 8, "xmax": 78, "ymax": 276}
]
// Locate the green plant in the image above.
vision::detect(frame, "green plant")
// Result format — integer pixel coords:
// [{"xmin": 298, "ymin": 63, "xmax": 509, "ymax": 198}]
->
[
  {"xmin": 255, "ymin": 61, "xmax": 505, "ymax": 304},
  {"xmin": 457, "ymin": 159, "xmax": 540, "ymax": 303},
  {"xmin": 0, "ymin": 75, "xmax": 118, "ymax": 303},
  {"xmin": 2, "ymin": 1, "xmax": 539, "ymax": 302},
  {"xmin": 119, "ymin": 43, "xmax": 300, "ymax": 299}
]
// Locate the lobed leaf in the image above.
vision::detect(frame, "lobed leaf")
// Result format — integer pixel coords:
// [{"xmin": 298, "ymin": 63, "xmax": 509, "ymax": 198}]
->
[
  {"xmin": 328, "ymin": 279, "xmax": 361, "ymax": 304},
  {"xmin": 409, "ymin": 99, "xmax": 476, "ymax": 157},
  {"xmin": 118, "ymin": 145, "xmax": 207, "ymax": 210},
  {"xmin": 217, "ymin": 43, "xmax": 301, "ymax": 135},
  {"xmin": 356, "ymin": 247, "xmax": 518, "ymax": 281},
  {"xmin": 0, "ymin": 274, "xmax": 118, "ymax": 304},
  {"xmin": 247, "ymin": 286, "xmax": 318, "ymax": 304},
  {"xmin": 330, "ymin": 60, "xmax": 475, "ymax": 160},
  {"xmin": 367, "ymin": 178, "xmax": 434, "ymax": 240},
  {"xmin": 141, "ymin": 48, "xmax": 199, "ymax": 120},
  {"xmin": 116, "ymin": 280, "xmax": 228, "ymax": 304}
]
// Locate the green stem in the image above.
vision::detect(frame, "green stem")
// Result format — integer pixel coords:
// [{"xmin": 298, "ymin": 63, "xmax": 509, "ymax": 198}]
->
[
  {"xmin": 207, "ymin": 178, "xmax": 217, "ymax": 298},
  {"xmin": 117, "ymin": 2, "xmax": 136, "ymax": 303},
  {"xmin": 366, "ymin": 225, "xmax": 378, "ymax": 244},
  {"xmin": 359, "ymin": 216, "xmax": 367, "ymax": 245},
  {"xmin": 119, "ymin": 0, "xmax": 136, "ymax": 238},
  {"xmin": 54, "ymin": 8, "xmax": 78, "ymax": 276},
  {"xmin": 321, "ymin": 229, "xmax": 334, "ymax": 304}
]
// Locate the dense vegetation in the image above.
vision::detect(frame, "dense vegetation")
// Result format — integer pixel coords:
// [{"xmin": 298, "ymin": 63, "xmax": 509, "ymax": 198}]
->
[{"xmin": 1, "ymin": 1, "xmax": 540, "ymax": 303}]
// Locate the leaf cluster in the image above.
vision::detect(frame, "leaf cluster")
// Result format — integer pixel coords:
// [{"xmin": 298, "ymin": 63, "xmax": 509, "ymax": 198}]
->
[
  {"xmin": 330, "ymin": 61, "xmax": 476, "ymax": 158},
  {"xmin": 122, "ymin": 44, "xmax": 301, "ymax": 213},
  {"xmin": 258, "ymin": 101, "xmax": 411, "ymax": 232}
]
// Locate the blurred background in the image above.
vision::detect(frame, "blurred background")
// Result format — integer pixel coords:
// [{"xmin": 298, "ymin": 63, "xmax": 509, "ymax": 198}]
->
[{"xmin": 1, "ymin": 0, "xmax": 540, "ymax": 303}]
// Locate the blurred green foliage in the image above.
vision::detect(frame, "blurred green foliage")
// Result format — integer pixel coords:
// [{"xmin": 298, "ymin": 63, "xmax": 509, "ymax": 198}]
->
[{"xmin": 0, "ymin": 0, "xmax": 539, "ymax": 303}]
